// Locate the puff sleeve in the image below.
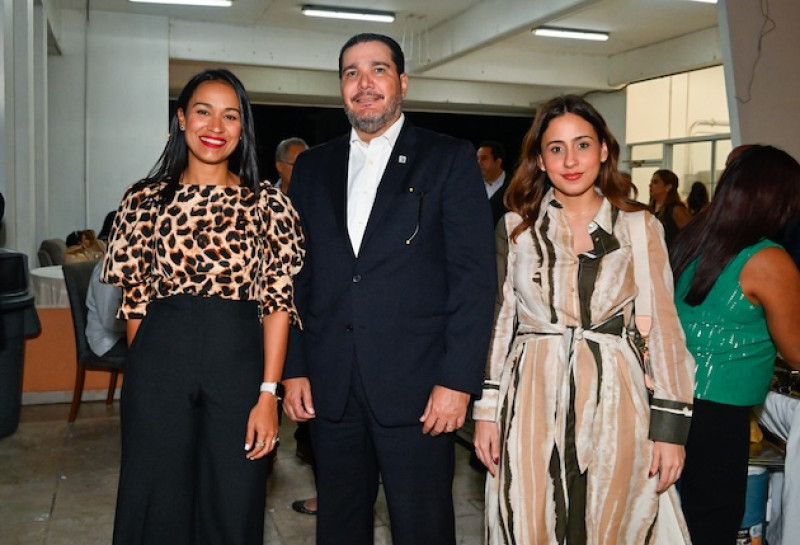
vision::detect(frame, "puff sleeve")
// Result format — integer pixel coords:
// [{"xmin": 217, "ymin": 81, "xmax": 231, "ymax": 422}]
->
[
  {"xmin": 258, "ymin": 185, "xmax": 305, "ymax": 327},
  {"xmin": 100, "ymin": 182, "xmax": 161, "ymax": 319}
]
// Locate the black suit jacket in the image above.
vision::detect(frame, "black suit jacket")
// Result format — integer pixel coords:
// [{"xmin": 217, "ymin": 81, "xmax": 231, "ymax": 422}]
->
[{"xmin": 285, "ymin": 121, "xmax": 496, "ymax": 426}]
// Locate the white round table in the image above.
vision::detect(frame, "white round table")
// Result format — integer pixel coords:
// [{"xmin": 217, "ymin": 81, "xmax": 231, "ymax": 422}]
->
[{"xmin": 29, "ymin": 265, "xmax": 69, "ymax": 308}]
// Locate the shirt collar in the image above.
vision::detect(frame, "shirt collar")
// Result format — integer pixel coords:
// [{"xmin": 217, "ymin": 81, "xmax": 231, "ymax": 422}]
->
[
  {"xmin": 545, "ymin": 186, "xmax": 614, "ymax": 235},
  {"xmin": 485, "ymin": 171, "xmax": 506, "ymax": 186},
  {"xmin": 349, "ymin": 113, "xmax": 405, "ymax": 148}
]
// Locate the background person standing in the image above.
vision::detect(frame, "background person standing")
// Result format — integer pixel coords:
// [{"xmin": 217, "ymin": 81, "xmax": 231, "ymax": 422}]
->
[
  {"xmin": 476, "ymin": 140, "xmax": 509, "ymax": 226},
  {"xmin": 274, "ymin": 137, "xmax": 308, "ymax": 195}
]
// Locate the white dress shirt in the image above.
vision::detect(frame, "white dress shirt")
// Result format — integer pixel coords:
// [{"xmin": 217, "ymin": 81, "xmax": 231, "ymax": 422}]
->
[
  {"xmin": 484, "ymin": 171, "xmax": 506, "ymax": 199},
  {"xmin": 347, "ymin": 114, "xmax": 405, "ymax": 256}
]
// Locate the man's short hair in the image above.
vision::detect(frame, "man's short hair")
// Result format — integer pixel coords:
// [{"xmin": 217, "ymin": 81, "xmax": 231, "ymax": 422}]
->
[
  {"xmin": 479, "ymin": 141, "xmax": 506, "ymax": 164},
  {"xmin": 275, "ymin": 137, "xmax": 309, "ymax": 163},
  {"xmin": 338, "ymin": 33, "xmax": 405, "ymax": 78}
]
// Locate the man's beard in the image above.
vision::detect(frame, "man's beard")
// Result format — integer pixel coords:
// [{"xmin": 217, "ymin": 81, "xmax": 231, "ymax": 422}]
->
[{"xmin": 344, "ymin": 92, "xmax": 403, "ymax": 135}]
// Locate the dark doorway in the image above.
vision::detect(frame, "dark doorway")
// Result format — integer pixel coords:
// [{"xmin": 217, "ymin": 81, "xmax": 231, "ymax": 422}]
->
[
  {"xmin": 170, "ymin": 101, "xmax": 533, "ymax": 182},
  {"xmin": 251, "ymin": 104, "xmax": 532, "ymax": 183}
]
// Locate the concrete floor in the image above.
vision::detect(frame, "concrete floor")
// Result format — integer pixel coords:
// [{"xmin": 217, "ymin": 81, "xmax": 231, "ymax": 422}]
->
[{"xmin": 0, "ymin": 402, "xmax": 486, "ymax": 544}]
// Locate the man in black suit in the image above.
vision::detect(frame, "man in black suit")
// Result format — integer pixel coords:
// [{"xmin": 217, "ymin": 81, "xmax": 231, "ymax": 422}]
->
[
  {"xmin": 283, "ymin": 33, "xmax": 496, "ymax": 545},
  {"xmin": 477, "ymin": 140, "xmax": 509, "ymax": 226}
]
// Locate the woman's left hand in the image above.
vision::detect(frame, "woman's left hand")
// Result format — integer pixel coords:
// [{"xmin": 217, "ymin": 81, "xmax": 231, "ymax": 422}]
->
[
  {"xmin": 650, "ymin": 441, "xmax": 685, "ymax": 493},
  {"xmin": 245, "ymin": 393, "xmax": 281, "ymax": 460}
]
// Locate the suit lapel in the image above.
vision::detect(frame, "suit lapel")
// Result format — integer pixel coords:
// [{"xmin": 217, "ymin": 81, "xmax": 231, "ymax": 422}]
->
[
  {"xmin": 359, "ymin": 122, "xmax": 417, "ymax": 253},
  {"xmin": 327, "ymin": 135, "xmax": 350, "ymax": 240}
]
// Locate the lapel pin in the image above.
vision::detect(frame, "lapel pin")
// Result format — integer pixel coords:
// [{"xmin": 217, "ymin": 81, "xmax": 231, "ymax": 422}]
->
[{"xmin": 398, "ymin": 155, "xmax": 407, "ymax": 164}]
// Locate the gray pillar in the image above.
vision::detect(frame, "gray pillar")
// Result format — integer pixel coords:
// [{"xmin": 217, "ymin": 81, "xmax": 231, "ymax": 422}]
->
[{"xmin": 0, "ymin": 0, "xmax": 13, "ymax": 248}]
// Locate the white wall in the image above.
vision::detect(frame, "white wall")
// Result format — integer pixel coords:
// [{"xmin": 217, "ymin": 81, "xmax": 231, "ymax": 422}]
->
[
  {"xmin": 48, "ymin": 9, "xmax": 168, "ymax": 239},
  {"xmin": 47, "ymin": 8, "xmax": 86, "ymax": 242},
  {"xmin": 85, "ymin": 11, "xmax": 168, "ymax": 231}
]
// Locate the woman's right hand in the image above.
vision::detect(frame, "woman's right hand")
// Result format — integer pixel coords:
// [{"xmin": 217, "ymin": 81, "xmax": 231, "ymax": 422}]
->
[{"xmin": 474, "ymin": 420, "xmax": 501, "ymax": 477}]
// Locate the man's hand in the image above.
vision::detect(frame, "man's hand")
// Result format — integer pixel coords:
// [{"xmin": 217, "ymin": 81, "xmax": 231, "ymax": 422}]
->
[
  {"xmin": 419, "ymin": 385, "xmax": 470, "ymax": 435},
  {"xmin": 283, "ymin": 377, "xmax": 316, "ymax": 422}
]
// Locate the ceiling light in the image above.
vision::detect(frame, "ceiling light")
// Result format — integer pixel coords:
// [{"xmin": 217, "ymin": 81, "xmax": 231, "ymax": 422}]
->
[
  {"xmin": 533, "ymin": 26, "xmax": 609, "ymax": 42},
  {"xmin": 687, "ymin": 0, "xmax": 717, "ymax": 3},
  {"xmin": 301, "ymin": 5, "xmax": 395, "ymax": 23},
  {"xmin": 129, "ymin": 0, "xmax": 232, "ymax": 6}
]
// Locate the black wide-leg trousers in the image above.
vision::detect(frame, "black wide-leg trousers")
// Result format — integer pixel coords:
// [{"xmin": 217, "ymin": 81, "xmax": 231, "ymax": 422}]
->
[{"xmin": 112, "ymin": 295, "xmax": 268, "ymax": 545}]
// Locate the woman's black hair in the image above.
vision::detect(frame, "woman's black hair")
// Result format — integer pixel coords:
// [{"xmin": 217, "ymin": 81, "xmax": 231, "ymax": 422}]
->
[
  {"xmin": 671, "ymin": 145, "xmax": 800, "ymax": 305},
  {"xmin": 65, "ymin": 230, "xmax": 81, "ymax": 247},
  {"xmin": 648, "ymin": 169, "xmax": 682, "ymax": 212},
  {"xmin": 686, "ymin": 181, "xmax": 709, "ymax": 216},
  {"xmin": 98, "ymin": 210, "xmax": 116, "ymax": 241},
  {"xmin": 138, "ymin": 69, "xmax": 260, "ymax": 204}
]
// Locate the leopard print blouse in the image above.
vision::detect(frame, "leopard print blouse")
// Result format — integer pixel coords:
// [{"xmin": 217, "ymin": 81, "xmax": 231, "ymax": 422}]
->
[{"xmin": 101, "ymin": 180, "xmax": 305, "ymax": 325}]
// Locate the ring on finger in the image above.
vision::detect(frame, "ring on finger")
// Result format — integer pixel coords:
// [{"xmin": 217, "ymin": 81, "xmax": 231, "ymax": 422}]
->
[
  {"xmin": 272, "ymin": 438, "xmax": 280, "ymax": 443},
  {"xmin": 255, "ymin": 441, "xmax": 266, "ymax": 447}
]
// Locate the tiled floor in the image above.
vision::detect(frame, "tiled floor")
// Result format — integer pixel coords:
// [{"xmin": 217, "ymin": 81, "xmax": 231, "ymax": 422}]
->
[{"xmin": 0, "ymin": 402, "xmax": 486, "ymax": 544}]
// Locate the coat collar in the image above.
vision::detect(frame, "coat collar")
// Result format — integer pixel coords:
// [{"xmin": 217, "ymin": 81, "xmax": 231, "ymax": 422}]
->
[{"xmin": 544, "ymin": 187, "xmax": 620, "ymax": 258}]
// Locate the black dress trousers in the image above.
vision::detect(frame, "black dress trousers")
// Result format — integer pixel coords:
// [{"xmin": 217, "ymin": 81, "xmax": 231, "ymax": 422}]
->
[{"xmin": 310, "ymin": 362, "xmax": 456, "ymax": 545}]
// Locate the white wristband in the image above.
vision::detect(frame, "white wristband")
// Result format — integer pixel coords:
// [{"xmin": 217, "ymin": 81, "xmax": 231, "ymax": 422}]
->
[{"xmin": 259, "ymin": 381, "xmax": 283, "ymax": 400}]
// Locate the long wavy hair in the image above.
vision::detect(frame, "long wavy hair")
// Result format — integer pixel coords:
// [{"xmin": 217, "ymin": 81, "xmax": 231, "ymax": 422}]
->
[
  {"xmin": 137, "ymin": 69, "xmax": 260, "ymax": 204},
  {"xmin": 505, "ymin": 95, "xmax": 645, "ymax": 241},
  {"xmin": 671, "ymin": 145, "xmax": 800, "ymax": 305}
]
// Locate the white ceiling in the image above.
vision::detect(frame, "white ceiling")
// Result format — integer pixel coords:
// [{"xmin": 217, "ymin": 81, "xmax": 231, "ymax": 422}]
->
[{"xmin": 54, "ymin": 0, "xmax": 721, "ymax": 112}]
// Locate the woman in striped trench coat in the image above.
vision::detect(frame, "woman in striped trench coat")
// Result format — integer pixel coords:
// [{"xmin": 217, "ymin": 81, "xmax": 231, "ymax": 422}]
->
[{"xmin": 473, "ymin": 95, "xmax": 695, "ymax": 545}]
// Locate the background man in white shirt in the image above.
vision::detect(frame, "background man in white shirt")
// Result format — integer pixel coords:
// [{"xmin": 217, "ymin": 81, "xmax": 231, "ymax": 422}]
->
[{"xmin": 476, "ymin": 140, "xmax": 509, "ymax": 226}]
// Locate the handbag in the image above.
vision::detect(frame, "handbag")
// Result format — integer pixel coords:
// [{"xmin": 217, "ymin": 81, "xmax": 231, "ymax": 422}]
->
[{"xmin": 629, "ymin": 211, "xmax": 655, "ymax": 394}]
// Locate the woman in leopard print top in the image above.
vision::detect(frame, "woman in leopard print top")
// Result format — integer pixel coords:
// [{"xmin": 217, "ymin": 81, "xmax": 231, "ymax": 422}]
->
[{"xmin": 102, "ymin": 69, "xmax": 304, "ymax": 545}]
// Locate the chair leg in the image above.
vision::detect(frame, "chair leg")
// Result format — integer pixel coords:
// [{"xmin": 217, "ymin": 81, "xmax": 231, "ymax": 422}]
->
[
  {"xmin": 68, "ymin": 365, "xmax": 87, "ymax": 422},
  {"xmin": 107, "ymin": 371, "xmax": 119, "ymax": 405}
]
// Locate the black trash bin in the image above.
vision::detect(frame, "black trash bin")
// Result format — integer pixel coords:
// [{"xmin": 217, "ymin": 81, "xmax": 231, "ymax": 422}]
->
[{"xmin": 0, "ymin": 249, "xmax": 41, "ymax": 439}]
